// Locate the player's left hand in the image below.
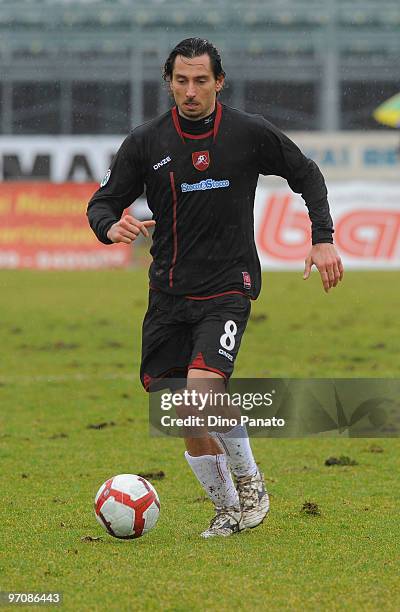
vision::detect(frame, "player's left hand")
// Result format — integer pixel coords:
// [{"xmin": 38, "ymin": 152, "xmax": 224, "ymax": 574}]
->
[{"xmin": 303, "ymin": 243, "xmax": 344, "ymax": 293}]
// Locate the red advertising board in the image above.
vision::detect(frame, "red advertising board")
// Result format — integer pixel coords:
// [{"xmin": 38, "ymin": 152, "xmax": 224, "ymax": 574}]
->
[
  {"xmin": 1, "ymin": 181, "xmax": 399, "ymax": 270},
  {"xmin": 0, "ymin": 183, "xmax": 131, "ymax": 269}
]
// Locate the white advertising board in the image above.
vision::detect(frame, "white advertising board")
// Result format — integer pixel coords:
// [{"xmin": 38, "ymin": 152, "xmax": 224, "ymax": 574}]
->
[
  {"xmin": 254, "ymin": 181, "xmax": 400, "ymax": 269},
  {"xmin": 0, "ymin": 132, "xmax": 398, "ymax": 182}
]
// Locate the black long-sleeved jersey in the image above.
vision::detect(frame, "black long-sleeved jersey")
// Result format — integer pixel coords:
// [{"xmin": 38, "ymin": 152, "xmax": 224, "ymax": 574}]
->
[{"xmin": 87, "ymin": 102, "xmax": 334, "ymax": 299}]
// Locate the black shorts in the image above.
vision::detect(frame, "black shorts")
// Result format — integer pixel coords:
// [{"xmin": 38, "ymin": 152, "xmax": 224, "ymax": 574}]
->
[{"xmin": 140, "ymin": 290, "xmax": 251, "ymax": 392}]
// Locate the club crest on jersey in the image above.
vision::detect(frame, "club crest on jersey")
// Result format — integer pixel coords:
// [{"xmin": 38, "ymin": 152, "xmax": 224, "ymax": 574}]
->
[{"xmin": 192, "ymin": 150, "xmax": 210, "ymax": 172}]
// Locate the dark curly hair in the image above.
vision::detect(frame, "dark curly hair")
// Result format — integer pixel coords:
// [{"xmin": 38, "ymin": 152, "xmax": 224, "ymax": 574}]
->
[{"xmin": 163, "ymin": 38, "xmax": 226, "ymax": 82}]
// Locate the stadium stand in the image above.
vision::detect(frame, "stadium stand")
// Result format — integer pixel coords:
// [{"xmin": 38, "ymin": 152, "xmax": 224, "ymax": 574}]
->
[{"xmin": 0, "ymin": 0, "xmax": 399, "ymax": 133}]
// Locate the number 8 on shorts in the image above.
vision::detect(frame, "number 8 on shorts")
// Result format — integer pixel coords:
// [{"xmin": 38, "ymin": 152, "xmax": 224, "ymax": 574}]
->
[{"xmin": 220, "ymin": 320, "xmax": 237, "ymax": 351}]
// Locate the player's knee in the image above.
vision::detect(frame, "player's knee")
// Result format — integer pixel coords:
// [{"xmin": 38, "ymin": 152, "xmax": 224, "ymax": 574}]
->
[{"xmin": 174, "ymin": 403, "xmax": 198, "ymax": 420}]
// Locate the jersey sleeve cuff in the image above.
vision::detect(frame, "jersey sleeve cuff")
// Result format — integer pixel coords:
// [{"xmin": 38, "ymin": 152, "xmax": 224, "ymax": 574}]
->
[
  {"xmin": 98, "ymin": 219, "xmax": 118, "ymax": 244},
  {"xmin": 312, "ymin": 228, "xmax": 334, "ymax": 245}
]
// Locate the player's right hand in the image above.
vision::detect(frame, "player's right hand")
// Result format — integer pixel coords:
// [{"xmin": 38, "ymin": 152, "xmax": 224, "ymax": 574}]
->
[{"xmin": 106, "ymin": 215, "xmax": 156, "ymax": 244}]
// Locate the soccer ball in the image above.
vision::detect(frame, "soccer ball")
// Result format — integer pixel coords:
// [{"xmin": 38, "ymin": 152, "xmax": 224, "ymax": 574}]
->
[{"xmin": 94, "ymin": 474, "xmax": 160, "ymax": 539}]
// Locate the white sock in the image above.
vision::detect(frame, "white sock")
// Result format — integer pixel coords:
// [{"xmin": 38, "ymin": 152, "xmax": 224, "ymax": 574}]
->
[
  {"xmin": 212, "ymin": 425, "xmax": 258, "ymax": 478},
  {"xmin": 184, "ymin": 452, "xmax": 239, "ymax": 508}
]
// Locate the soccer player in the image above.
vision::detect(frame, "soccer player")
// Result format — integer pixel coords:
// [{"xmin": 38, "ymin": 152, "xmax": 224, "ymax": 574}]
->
[{"xmin": 87, "ymin": 38, "xmax": 343, "ymax": 538}]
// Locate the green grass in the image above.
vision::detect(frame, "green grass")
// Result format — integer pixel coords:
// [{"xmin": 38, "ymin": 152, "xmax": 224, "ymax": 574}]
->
[{"xmin": 0, "ymin": 270, "xmax": 399, "ymax": 611}]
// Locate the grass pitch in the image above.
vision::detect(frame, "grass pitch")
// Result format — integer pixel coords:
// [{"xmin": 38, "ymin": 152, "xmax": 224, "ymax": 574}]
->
[{"xmin": 0, "ymin": 269, "xmax": 399, "ymax": 611}]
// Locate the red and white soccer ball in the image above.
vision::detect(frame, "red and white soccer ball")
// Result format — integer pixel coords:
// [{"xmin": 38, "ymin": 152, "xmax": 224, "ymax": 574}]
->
[{"xmin": 94, "ymin": 474, "xmax": 160, "ymax": 539}]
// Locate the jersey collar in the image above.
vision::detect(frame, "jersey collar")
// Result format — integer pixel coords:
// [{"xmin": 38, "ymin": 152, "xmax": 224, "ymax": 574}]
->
[{"xmin": 172, "ymin": 101, "xmax": 223, "ymax": 144}]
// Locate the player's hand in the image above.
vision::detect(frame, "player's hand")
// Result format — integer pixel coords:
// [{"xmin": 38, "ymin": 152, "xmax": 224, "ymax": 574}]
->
[
  {"xmin": 303, "ymin": 243, "xmax": 344, "ymax": 293},
  {"xmin": 106, "ymin": 215, "xmax": 156, "ymax": 244}
]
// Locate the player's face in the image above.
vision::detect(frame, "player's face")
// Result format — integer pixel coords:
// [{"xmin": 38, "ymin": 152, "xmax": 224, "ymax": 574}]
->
[{"xmin": 170, "ymin": 54, "xmax": 224, "ymax": 120}]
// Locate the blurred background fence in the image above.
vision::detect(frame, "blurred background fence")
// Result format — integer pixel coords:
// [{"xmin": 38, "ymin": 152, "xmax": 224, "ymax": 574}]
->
[{"xmin": 1, "ymin": 0, "xmax": 400, "ymax": 132}]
